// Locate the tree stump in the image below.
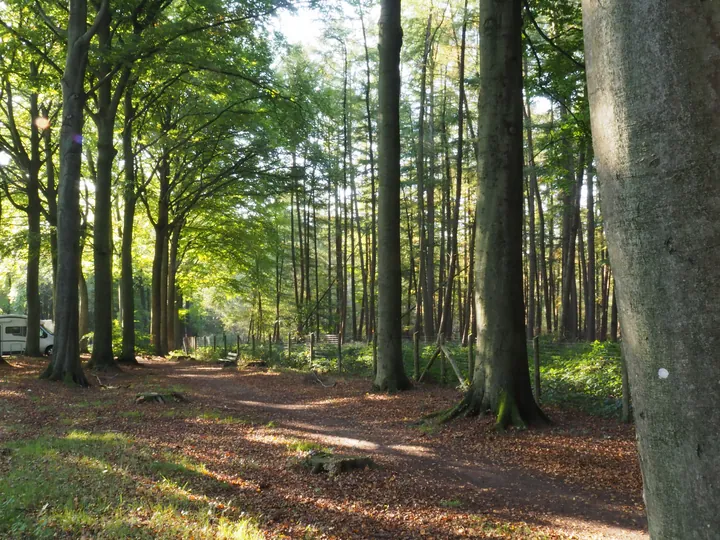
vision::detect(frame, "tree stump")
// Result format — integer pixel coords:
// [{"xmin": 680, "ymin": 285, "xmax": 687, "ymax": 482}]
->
[
  {"xmin": 304, "ymin": 451, "xmax": 377, "ymax": 476},
  {"xmin": 134, "ymin": 392, "xmax": 187, "ymax": 404}
]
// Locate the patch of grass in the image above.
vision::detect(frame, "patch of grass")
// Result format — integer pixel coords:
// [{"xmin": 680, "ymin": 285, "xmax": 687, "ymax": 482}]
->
[
  {"xmin": 413, "ymin": 422, "xmax": 439, "ymax": 435},
  {"xmin": 120, "ymin": 410, "xmax": 144, "ymax": 419},
  {"xmin": 68, "ymin": 399, "xmax": 106, "ymax": 409},
  {"xmin": 196, "ymin": 410, "xmax": 249, "ymax": 425},
  {"xmin": 285, "ymin": 439, "xmax": 330, "ymax": 453},
  {"xmin": 0, "ymin": 430, "xmax": 264, "ymax": 539},
  {"xmin": 265, "ymin": 420, "xmax": 277, "ymax": 428},
  {"xmin": 439, "ymin": 498, "xmax": 462, "ymax": 508},
  {"xmin": 146, "ymin": 384, "xmax": 190, "ymax": 395}
]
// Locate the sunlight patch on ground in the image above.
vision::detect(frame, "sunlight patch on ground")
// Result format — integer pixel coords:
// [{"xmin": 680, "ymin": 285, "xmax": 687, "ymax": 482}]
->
[{"xmin": 386, "ymin": 444, "xmax": 434, "ymax": 457}]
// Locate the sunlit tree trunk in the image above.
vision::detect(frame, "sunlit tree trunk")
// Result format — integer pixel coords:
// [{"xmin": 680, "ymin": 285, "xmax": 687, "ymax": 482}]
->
[{"xmin": 42, "ymin": 0, "xmax": 107, "ymax": 385}]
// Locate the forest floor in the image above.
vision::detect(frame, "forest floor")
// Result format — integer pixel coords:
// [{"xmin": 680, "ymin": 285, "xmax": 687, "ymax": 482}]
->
[{"xmin": 0, "ymin": 356, "xmax": 647, "ymax": 539}]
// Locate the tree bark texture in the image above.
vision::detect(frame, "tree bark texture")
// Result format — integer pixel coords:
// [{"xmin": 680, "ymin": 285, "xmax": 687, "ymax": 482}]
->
[
  {"xmin": 583, "ymin": 1, "xmax": 720, "ymax": 536},
  {"xmin": 464, "ymin": 0, "xmax": 545, "ymax": 428},
  {"xmin": 374, "ymin": 0, "xmax": 411, "ymax": 392},
  {"xmin": 119, "ymin": 87, "xmax": 138, "ymax": 364},
  {"xmin": 42, "ymin": 0, "xmax": 107, "ymax": 386}
]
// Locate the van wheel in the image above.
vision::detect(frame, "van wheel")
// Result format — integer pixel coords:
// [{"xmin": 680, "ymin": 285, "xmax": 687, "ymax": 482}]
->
[{"xmin": 45, "ymin": 346, "xmax": 53, "ymax": 356}]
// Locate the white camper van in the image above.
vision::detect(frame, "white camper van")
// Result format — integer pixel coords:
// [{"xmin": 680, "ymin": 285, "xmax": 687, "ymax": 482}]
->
[{"xmin": 0, "ymin": 315, "xmax": 54, "ymax": 356}]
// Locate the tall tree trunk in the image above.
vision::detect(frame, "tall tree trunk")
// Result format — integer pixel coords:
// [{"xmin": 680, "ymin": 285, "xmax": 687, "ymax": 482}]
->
[
  {"xmin": 416, "ymin": 12, "xmax": 433, "ymax": 340},
  {"xmin": 359, "ymin": 7, "xmax": 377, "ymax": 341},
  {"xmin": 348, "ymin": 121, "xmax": 358, "ymax": 341},
  {"xmin": 453, "ymin": 0, "xmax": 546, "ymax": 428},
  {"xmin": 584, "ymin": 2, "xmax": 719, "ymax": 535},
  {"xmin": 78, "ymin": 265, "xmax": 90, "ymax": 354},
  {"xmin": 585, "ymin": 155, "xmax": 596, "ymax": 341},
  {"xmin": 166, "ymin": 222, "xmax": 181, "ymax": 352},
  {"xmin": 599, "ymin": 255, "xmax": 609, "ymax": 340},
  {"xmin": 43, "ymin": 107, "xmax": 58, "ymax": 313},
  {"xmin": 438, "ymin": 0, "xmax": 468, "ymax": 340},
  {"xmin": 88, "ymin": 12, "xmax": 119, "ymax": 371},
  {"xmin": 523, "ymin": 94, "xmax": 539, "ymax": 338},
  {"xmin": 160, "ymin": 231, "xmax": 169, "ymax": 354},
  {"xmin": 438, "ymin": 81, "xmax": 449, "ymax": 327},
  {"xmin": 42, "ymin": 0, "xmax": 106, "ymax": 385},
  {"xmin": 25, "ymin": 66, "xmax": 42, "ymax": 357},
  {"xmin": 560, "ymin": 141, "xmax": 585, "ymax": 339},
  {"xmin": 151, "ymin": 151, "xmax": 169, "ymax": 356},
  {"xmin": 426, "ymin": 46, "xmax": 437, "ymax": 340},
  {"xmin": 374, "ymin": 0, "xmax": 411, "ymax": 392},
  {"xmin": 119, "ymin": 87, "xmax": 138, "ymax": 364}
]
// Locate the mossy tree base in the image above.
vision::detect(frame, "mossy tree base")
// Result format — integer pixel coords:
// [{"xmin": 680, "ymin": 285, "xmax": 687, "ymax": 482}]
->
[
  {"xmin": 40, "ymin": 362, "xmax": 89, "ymax": 387},
  {"xmin": 427, "ymin": 388, "xmax": 549, "ymax": 431}
]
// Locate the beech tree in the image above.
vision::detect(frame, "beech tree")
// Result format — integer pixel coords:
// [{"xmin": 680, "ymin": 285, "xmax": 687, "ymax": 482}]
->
[
  {"xmin": 583, "ymin": 0, "xmax": 720, "ymax": 536},
  {"xmin": 442, "ymin": 0, "xmax": 546, "ymax": 428},
  {"xmin": 41, "ymin": 0, "xmax": 108, "ymax": 385},
  {"xmin": 374, "ymin": 0, "xmax": 411, "ymax": 392}
]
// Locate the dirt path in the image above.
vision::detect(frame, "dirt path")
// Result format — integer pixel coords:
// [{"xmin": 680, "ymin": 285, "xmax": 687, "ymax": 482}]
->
[
  {"xmin": 1, "ymin": 357, "xmax": 647, "ymax": 539},
  {"xmin": 164, "ymin": 360, "xmax": 647, "ymax": 539}
]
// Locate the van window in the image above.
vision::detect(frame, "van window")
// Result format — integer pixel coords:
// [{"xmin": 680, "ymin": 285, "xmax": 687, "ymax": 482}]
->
[
  {"xmin": 6, "ymin": 326, "xmax": 27, "ymax": 337},
  {"xmin": 40, "ymin": 329, "xmax": 47, "ymax": 338}
]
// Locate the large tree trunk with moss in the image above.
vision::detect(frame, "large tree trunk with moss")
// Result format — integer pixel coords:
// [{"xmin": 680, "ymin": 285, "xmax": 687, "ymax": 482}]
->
[
  {"xmin": 583, "ymin": 1, "xmax": 720, "ymax": 536},
  {"xmin": 374, "ymin": 0, "xmax": 411, "ymax": 392},
  {"xmin": 42, "ymin": 0, "xmax": 107, "ymax": 386},
  {"xmin": 456, "ymin": 0, "xmax": 545, "ymax": 428}
]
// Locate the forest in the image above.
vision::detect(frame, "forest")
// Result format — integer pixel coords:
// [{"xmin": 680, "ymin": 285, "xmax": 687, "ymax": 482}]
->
[{"xmin": 0, "ymin": 0, "xmax": 717, "ymax": 539}]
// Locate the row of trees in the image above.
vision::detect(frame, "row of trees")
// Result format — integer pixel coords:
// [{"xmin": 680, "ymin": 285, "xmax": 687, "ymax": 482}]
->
[
  {"xmin": 1, "ymin": 0, "xmax": 619, "ymax": 370},
  {"xmin": 1, "ymin": 0, "xmax": 717, "ymax": 536}
]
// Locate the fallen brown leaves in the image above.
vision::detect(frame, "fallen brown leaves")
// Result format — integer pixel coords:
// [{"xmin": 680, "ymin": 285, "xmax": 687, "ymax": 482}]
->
[{"xmin": 0, "ymin": 356, "xmax": 647, "ymax": 539}]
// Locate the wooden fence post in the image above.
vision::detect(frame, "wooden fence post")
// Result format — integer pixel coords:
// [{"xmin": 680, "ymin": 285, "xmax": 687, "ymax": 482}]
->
[
  {"xmin": 236, "ymin": 334, "xmax": 240, "ymax": 353},
  {"xmin": 468, "ymin": 333, "xmax": 475, "ymax": 381},
  {"xmin": 212, "ymin": 335, "xmax": 216, "ymax": 351},
  {"xmin": 413, "ymin": 331, "xmax": 420, "ymax": 381},
  {"xmin": 251, "ymin": 333, "xmax": 256, "ymax": 356},
  {"xmin": 223, "ymin": 333, "xmax": 227, "ymax": 354},
  {"xmin": 533, "ymin": 336, "xmax": 541, "ymax": 401},
  {"xmin": 337, "ymin": 331, "xmax": 343, "ymax": 374},
  {"xmin": 439, "ymin": 336, "xmax": 446, "ymax": 383},
  {"xmin": 288, "ymin": 332, "xmax": 292, "ymax": 361},
  {"xmin": 372, "ymin": 331, "xmax": 377, "ymax": 377},
  {"xmin": 310, "ymin": 332, "xmax": 315, "ymax": 363}
]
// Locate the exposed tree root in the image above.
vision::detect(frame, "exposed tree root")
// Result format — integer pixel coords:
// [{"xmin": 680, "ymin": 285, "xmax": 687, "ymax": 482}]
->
[
  {"xmin": 40, "ymin": 363, "xmax": 89, "ymax": 387},
  {"xmin": 86, "ymin": 358, "xmax": 123, "ymax": 373},
  {"xmin": 116, "ymin": 355, "xmax": 140, "ymax": 366},
  {"xmin": 423, "ymin": 388, "xmax": 549, "ymax": 430},
  {"xmin": 372, "ymin": 377, "xmax": 413, "ymax": 393}
]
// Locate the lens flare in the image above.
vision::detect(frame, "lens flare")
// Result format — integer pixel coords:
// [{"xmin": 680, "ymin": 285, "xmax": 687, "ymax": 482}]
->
[{"xmin": 34, "ymin": 117, "xmax": 50, "ymax": 130}]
